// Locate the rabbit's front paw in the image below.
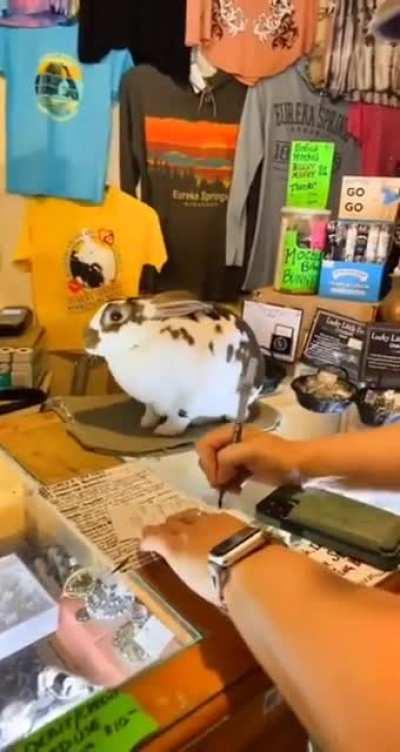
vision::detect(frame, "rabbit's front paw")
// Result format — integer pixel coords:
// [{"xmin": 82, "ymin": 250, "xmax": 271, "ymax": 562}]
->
[
  {"xmin": 140, "ymin": 404, "xmax": 160, "ymax": 429},
  {"xmin": 154, "ymin": 414, "xmax": 190, "ymax": 436}
]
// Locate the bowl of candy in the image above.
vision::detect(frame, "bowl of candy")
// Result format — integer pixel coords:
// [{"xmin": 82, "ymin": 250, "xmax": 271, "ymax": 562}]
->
[
  {"xmin": 291, "ymin": 366, "xmax": 356, "ymax": 414},
  {"xmin": 356, "ymin": 388, "xmax": 400, "ymax": 427}
]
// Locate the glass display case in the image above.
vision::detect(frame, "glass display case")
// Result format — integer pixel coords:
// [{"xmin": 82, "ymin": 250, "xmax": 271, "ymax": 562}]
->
[{"xmin": 0, "ymin": 490, "xmax": 200, "ymax": 749}]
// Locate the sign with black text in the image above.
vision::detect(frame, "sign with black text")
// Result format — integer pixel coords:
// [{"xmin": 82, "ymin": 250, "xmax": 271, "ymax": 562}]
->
[
  {"xmin": 360, "ymin": 323, "xmax": 400, "ymax": 388},
  {"xmin": 302, "ymin": 309, "xmax": 366, "ymax": 383}
]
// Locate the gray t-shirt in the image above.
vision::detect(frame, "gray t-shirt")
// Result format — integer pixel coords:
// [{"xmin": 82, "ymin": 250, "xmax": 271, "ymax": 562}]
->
[{"xmin": 226, "ymin": 61, "xmax": 360, "ymax": 290}]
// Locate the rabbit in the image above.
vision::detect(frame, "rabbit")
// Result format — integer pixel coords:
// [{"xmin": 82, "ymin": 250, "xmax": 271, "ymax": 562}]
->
[{"xmin": 85, "ymin": 295, "xmax": 264, "ymax": 436}]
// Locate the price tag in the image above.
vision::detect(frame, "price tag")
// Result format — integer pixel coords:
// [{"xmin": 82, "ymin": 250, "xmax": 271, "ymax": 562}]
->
[{"xmin": 14, "ymin": 690, "xmax": 159, "ymax": 752}]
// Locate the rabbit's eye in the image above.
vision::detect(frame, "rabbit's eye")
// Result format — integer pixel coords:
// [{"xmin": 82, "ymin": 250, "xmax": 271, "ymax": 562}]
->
[{"xmin": 110, "ymin": 310, "xmax": 123, "ymax": 323}]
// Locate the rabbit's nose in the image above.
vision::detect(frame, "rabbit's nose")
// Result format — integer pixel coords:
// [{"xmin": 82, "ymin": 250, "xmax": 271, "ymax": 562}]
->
[{"xmin": 85, "ymin": 327, "xmax": 100, "ymax": 351}]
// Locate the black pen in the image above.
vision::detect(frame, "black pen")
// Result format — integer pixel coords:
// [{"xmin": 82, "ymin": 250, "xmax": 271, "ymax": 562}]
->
[{"xmin": 218, "ymin": 357, "xmax": 259, "ymax": 509}]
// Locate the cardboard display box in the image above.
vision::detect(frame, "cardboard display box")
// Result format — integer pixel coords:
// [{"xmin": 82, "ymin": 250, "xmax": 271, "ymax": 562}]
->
[
  {"xmin": 319, "ymin": 260, "xmax": 386, "ymax": 303},
  {"xmin": 251, "ymin": 287, "xmax": 378, "ymax": 333}
]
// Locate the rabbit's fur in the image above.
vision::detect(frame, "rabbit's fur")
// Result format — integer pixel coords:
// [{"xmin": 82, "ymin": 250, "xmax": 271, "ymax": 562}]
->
[{"xmin": 85, "ymin": 296, "xmax": 264, "ymax": 436}]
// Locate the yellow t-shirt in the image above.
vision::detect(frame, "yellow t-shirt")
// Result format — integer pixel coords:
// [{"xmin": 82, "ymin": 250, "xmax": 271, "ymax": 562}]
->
[{"xmin": 14, "ymin": 186, "xmax": 167, "ymax": 350}]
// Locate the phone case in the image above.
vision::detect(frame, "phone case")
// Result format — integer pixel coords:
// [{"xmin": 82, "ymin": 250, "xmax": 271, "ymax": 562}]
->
[{"xmin": 256, "ymin": 486, "xmax": 400, "ymax": 570}]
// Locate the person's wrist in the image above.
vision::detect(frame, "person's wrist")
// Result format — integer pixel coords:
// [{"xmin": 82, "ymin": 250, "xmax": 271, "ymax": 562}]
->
[
  {"xmin": 224, "ymin": 541, "xmax": 286, "ymax": 611},
  {"xmin": 259, "ymin": 437, "xmax": 308, "ymax": 486}
]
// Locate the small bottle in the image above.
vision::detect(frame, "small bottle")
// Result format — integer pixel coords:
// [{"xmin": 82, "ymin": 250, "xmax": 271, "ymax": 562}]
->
[
  {"xmin": 344, "ymin": 223, "xmax": 357, "ymax": 261},
  {"xmin": 376, "ymin": 225, "xmax": 391, "ymax": 264},
  {"xmin": 354, "ymin": 224, "xmax": 369, "ymax": 262},
  {"xmin": 365, "ymin": 223, "xmax": 380, "ymax": 263}
]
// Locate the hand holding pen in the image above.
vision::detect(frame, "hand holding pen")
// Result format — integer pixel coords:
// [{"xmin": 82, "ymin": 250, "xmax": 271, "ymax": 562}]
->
[{"xmin": 217, "ymin": 357, "xmax": 259, "ymax": 509}]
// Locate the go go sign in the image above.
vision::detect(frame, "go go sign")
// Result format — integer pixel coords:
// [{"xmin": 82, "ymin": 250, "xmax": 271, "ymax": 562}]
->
[{"xmin": 339, "ymin": 176, "xmax": 400, "ymax": 222}]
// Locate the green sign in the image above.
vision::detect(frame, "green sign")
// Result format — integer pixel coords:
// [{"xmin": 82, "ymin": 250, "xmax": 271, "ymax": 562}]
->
[
  {"xmin": 279, "ymin": 230, "xmax": 322, "ymax": 294},
  {"xmin": 286, "ymin": 141, "xmax": 335, "ymax": 209},
  {"xmin": 14, "ymin": 690, "xmax": 159, "ymax": 752}
]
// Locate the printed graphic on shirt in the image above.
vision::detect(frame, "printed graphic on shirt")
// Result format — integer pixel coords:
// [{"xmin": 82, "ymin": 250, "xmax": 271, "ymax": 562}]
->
[
  {"xmin": 66, "ymin": 229, "xmax": 122, "ymax": 313},
  {"xmin": 271, "ymin": 100, "xmax": 350, "ymax": 175},
  {"xmin": 213, "ymin": 0, "xmax": 247, "ymax": 38},
  {"xmin": 211, "ymin": 0, "xmax": 298, "ymax": 48},
  {"xmin": 145, "ymin": 117, "xmax": 239, "ymax": 208},
  {"xmin": 253, "ymin": 0, "xmax": 299, "ymax": 48},
  {"xmin": 35, "ymin": 53, "xmax": 83, "ymax": 121}
]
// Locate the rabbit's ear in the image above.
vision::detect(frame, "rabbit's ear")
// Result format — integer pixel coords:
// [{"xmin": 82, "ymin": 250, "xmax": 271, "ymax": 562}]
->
[{"xmin": 151, "ymin": 300, "xmax": 217, "ymax": 320}]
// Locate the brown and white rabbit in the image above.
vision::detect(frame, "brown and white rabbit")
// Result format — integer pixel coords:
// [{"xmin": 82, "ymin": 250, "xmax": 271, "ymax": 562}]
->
[{"xmin": 85, "ymin": 296, "xmax": 264, "ymax": 436}]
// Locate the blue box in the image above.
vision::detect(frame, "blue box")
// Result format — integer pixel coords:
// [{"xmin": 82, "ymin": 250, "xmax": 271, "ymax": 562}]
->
[{"xmin": 318, "ymin": 261, "xmax": 386, "ymax": 303}]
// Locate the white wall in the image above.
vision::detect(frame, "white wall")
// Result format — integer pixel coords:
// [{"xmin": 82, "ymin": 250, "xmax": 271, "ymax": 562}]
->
[{"xmin": 0, "ymin": 77, "xmax": 121, "ymax": 309}]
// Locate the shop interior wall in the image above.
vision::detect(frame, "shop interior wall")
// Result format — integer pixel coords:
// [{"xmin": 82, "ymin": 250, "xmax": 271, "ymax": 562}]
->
[{"xmin": 0, "ymin": 79, "xmax": 121, "ymax": 309}]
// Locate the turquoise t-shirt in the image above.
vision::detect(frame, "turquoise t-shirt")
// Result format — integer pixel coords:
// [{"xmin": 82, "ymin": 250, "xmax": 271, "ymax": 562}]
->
[{"xmin": 0, "ymin": 24, "xmax": 133, "ymax": 202}]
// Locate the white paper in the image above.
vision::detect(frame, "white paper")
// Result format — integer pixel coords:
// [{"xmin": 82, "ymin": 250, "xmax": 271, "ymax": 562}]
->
[
  {"xmin": 266, "ymin": 526, "xmax": 386, "ymax": 587},
  {"xmin": 135, "ymin": 616, "xmax": 174, "ymax": 658},
  {"xmin": 243, "ymin": 300, "xmax": 302, "ymax": 363}
]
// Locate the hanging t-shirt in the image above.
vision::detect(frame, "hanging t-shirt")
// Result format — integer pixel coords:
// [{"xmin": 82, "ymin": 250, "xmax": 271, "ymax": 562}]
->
[
  {"xmin": 120, "ymin": 64, "xmax": 247, "ymax": 301},
  {"xmin": 0, "ymin": 25, "xmax": 132, "ymax": 202},
  {"xmin": 0, "ymin": 0, "xmax": 76, "ymax": 27},
  {"xmin": 348, "ymin": 104, "xmax": 400, "ymax": 177},
  {"xmin": 78, "ymin": 0, "xmax": 190, "ymax": 84},
  {"xmin": 14, "ymin": 187, "xmax": 167, "ymax": 350},
  {"xmin": 226, "ymin": 62, "xmax": 360, "ymax": 290},
  {"xmin": 186, "ymin": 0, "xmax": 317, "ymax": 86},
  {"xmin": 325, "ymin": 0, "xmax": 400, "ymax": 106}
]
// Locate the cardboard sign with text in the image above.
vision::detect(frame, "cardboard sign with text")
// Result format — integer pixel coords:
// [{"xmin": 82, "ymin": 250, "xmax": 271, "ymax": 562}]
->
[
  {"xmin": 339, "ymin": 176, "xmax": 400, "ymax": 222},
  {"xmin": 360, "ymin": 323, "xmax": 400, "ymax": 388},
  {"xmin": 287, "ymin": 141, "xmax": 335, "ymax": 209}
]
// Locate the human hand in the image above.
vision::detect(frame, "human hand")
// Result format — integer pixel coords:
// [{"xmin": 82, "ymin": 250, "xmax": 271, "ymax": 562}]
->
[
  {"xmin": 196, "ymin": 426, "xmax": 301, "ymax": 492},
  {"xmin": 140, "ymin": 510, "xmax": 243, "ymax": 604}
]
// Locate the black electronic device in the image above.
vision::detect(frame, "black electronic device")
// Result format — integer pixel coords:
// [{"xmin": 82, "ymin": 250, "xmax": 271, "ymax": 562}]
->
[
  {"xmin": 256, "ymin": 485, "xmax": 400, "ymax": 570},
  {"xmin": 0, "ymin": 307, "xmax": 32, "ymax": 337}
]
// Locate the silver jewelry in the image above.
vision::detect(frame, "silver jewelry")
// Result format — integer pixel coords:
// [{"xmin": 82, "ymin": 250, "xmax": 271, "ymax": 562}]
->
[
  {"xmin": 63, "ymin": 568, "xmax": 97, "ymax": 600},
  {"xmin": 112, "ymin": 623, "xmax": 149, "ymax": 664}
]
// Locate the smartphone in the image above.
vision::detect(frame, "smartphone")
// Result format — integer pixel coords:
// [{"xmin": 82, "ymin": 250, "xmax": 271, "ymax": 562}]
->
[
  {"xmin": 0, "ymin": 307, "xmax": 32, "ymax": 336},
  {"xmin": 256, "ymin": 485, "xmax": 400, "ymax": 570}
]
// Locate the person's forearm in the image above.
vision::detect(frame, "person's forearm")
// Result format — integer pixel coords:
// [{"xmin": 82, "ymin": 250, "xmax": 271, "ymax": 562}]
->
[
  {"xmin": 226, "ymin": 544, "xmax": 400, "ymax": 752},
  {"xmin": 292, "ymin": 423, "xmax": 400, "ymax": 489}
]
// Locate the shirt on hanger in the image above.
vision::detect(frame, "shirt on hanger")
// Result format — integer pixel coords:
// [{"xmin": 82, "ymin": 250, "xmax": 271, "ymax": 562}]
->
[
  {"xmin": 14, "ymin": 187, "xmax": 167, "ymax": 350},
  {"xmin": 227, "ymin": 62, "xmax": 360, "ymax": 290},
  {"xmin": 348, "ymin": 103, "xmax": 400, "ymax": 177},
  {"xmin": 0, "ymin": 25, "xmax": 132, "ymax": 202},
  {"xmin": 120, "ymin": 64, "xmax": 247, "ymax": 301},
  {"xmin": 186, "ymin": 0, "xmax": 317, "ymax": 86},
  {"xmin": 0, "ymin": 0, "xmax": 76, "ymax": 26},
  {"xmin": 78, "ymin": 0, "xmax": 190, "ymax": 84},
  {"xmin": 325, "ymin": 0, "xmax": 400, "ymax": 105}
]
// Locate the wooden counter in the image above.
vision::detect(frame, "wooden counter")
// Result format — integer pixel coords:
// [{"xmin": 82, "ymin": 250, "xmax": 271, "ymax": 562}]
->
[
  {"xmin": 1, "ymin": 409, "xmax": 398, "ymax": 751},
  {"xmin": 0, "ymin": 409, "xmax": 308, "ymax": 750}
]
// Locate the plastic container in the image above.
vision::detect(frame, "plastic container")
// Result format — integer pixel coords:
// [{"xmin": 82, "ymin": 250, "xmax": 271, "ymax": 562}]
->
[
  {"xmin": 274, "ymin": 207, "xmax": 331, "ymax": 295},
  {"xmin": 291, "ymin": 366, "xmax": 356, "ymax": 414},
  {"xmin": 356, "ymin": 388, "xmax": 400, "ymax": 427}
]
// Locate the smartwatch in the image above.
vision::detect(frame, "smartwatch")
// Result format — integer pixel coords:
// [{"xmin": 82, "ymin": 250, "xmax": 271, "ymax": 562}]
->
[{"xmin": 208, "ymin": 526, "xmax": 270, "ymax": 613}]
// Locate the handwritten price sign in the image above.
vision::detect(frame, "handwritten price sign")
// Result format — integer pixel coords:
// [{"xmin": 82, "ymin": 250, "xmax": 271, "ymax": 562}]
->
[{"xmin": 14, "ymin": 690, "xmax": 159, "ymax": 752}]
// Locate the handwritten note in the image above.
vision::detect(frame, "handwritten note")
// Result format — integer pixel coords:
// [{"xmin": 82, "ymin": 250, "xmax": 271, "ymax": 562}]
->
[
  {"xmin": 14, "ymin": 690, "xmax": 158, "ymax": 752},
  {"xmin": 287, "ymin": 141, "xmax": 335, "ymax": 209}
]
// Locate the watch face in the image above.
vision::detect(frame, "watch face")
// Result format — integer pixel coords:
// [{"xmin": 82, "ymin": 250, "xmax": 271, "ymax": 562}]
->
[{"xmin": 211, "ymin": 526, "xmax": 259, "ymax": 557}]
